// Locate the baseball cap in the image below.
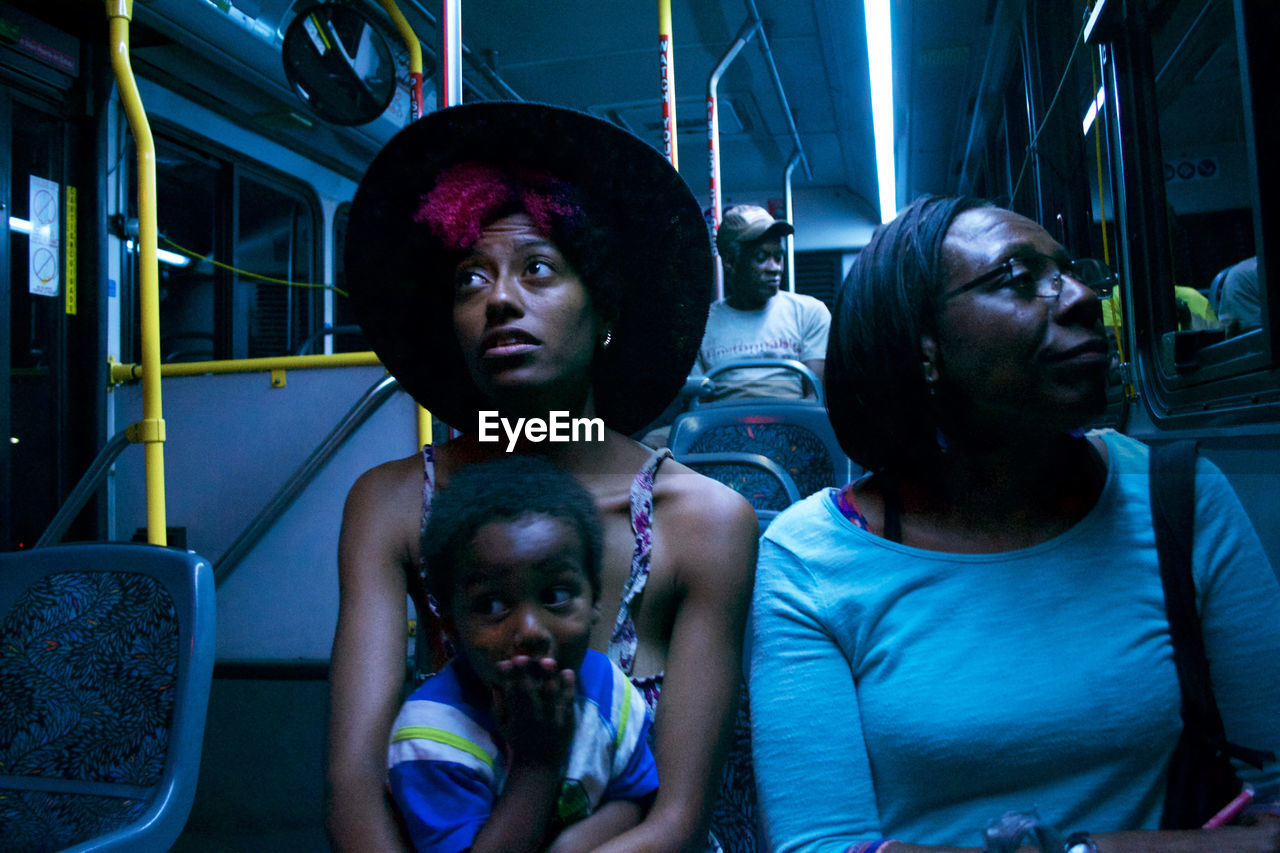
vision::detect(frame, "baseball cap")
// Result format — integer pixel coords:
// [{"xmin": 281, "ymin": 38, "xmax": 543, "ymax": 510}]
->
[{"xmin": 716, "ymin": 204, "xmax": 795, "ymax": 257}]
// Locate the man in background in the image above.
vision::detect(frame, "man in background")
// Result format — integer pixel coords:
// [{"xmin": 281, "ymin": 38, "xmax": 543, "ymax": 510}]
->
[{"xmin": 696, "ymin": 204, "xmax": 830, "ymax": 401}]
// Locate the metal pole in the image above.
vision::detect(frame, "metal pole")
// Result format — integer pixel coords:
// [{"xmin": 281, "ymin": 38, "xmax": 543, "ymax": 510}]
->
[
  {"xmin": 107, "ymin": 0, "xmax": 166, "ymax": 546},
  {"xmin": 35, "ymin": 431, "xmax": 134, "ymax": 548},
  {"xmin": 744, "ymin": 0, "xmax": 812, "ymax": 181},
  {"xmin": 428, "ymin": 0, "xmax": 461, "ymax": 448},
  {"xmin": 708, "ymin": 17, "xmax": 760, "ymax": 299},
  {"xmin": 659, "ymin": 0, "xmax": 678, "ymax": 168},
  {"xmin": 214, "ymin": 375, "xmax": 402, "ymax": 584},
  {"xmin": 379, "ymin": 0, "xmax": 424, "ymax": 120},
  {"xmin": 784, "ymin": 151, "xmax": 800, "ymax": 292},
  {"xmin": 109, "ymin": 351, "xmax": 384, "ymax": 385},
  {"xmin": 402, "ymin": 0, "xmax": 524, "ymax": 101}
]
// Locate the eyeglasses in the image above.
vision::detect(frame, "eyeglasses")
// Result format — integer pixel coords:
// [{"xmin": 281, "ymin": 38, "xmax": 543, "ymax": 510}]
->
[{"xmin": 943, "ymin": 253, "xmax": 1117, "ymax": 302}]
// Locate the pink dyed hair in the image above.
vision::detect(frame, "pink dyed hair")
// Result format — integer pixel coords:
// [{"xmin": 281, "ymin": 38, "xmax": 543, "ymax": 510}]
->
[{"xmin": 413, "ymin": 161, "xmax": 585, "ymax": 251}]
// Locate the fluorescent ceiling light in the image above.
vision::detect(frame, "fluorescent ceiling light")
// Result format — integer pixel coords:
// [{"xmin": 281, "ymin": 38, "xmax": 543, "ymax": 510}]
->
[
  {"xmin": 865, "ymin": 0, "xmax": 896, "ymax": 223},
  {"xmin": 1082, "ymin": 86, "xmax": 1105, "ymax": 135},
  {"xmin": 16, "ymin": 218, "xmax": 189, "ymax": 268}
]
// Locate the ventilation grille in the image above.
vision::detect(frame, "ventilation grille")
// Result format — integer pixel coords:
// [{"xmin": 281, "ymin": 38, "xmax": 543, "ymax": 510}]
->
[{"xmin": 794, "ymin": 250, "xmax": 844, "ymax": 309}]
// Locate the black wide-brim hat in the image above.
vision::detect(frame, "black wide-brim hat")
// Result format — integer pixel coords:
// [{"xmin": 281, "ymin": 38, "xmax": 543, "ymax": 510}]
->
[{"xmin": 344, "ymin": 101, "xmax": 712, "ymax": 436}]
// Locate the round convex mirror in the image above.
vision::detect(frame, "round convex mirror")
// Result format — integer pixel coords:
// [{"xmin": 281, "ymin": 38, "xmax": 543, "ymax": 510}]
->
[{"xmin": 282, "ymin": 3, "xmax": 397, "ymax": 126}]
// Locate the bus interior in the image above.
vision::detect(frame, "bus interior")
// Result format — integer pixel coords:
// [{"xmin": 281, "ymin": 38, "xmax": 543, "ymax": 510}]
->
[{"xmin": 1, "ymin": 0, "xmax": 1276, "ymax": 849}]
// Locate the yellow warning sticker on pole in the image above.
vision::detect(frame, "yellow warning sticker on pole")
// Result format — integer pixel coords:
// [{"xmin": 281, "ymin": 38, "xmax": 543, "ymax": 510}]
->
[{"xmin": 65, "ymin": 185, "xmax": 77, "ymax": 315}]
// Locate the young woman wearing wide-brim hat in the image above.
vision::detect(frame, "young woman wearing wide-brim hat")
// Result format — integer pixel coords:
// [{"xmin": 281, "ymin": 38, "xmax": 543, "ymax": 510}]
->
[{"xmin": 328, "ymin": 102, "xmax": 760, "ymax": 853}]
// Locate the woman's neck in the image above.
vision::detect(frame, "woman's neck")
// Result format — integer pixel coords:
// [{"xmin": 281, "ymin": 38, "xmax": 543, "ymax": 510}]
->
[{"xmin": 879, "ymin": 431, "xmax": 1106, "ymax": 551}]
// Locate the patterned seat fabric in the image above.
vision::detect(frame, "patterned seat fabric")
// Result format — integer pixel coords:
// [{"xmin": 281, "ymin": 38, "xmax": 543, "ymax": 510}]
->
[
  {"xmin": 687, "ymin": 423, "xmax": 833, "ymax": 499},
  {"xmin": 0, "ymin": 571, "xmax": 178, "ymax": 851},
  {"xmin": 684, "ymin": 462, "xmax": 794, "ymax": 512},
  {"xmin": 0, "ymin": 791, "xmax": 149, "ymax": 853}
]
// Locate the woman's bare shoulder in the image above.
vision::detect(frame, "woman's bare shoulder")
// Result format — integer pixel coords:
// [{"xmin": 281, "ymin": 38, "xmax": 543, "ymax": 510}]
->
[
  {"xmin": 654, "ymin": 458, "xmax": 758, "ymax": 553},
  {"xmin": 646, "ymin": 457, "xmax": 757, "ymax": 626},
  {"xmin": 346, "ymin": 452, "xmax": 426, "ymax": 508},
  {"xmin": 658, "ymin": 455, "xmax": 755, "ymax": 511},
  {"xmin": 341, "ymin": 452, "xmax": 427, "ymax": 568}
]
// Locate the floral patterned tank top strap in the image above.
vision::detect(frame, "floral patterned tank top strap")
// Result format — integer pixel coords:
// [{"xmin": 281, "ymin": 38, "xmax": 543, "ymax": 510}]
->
[{"xmin": 606, "ymin": 447, "xmax": 672, "ymax": 693}]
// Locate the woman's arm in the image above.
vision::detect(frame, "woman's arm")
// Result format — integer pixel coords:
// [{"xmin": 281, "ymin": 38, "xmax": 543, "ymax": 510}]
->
[
  {"xmin": 547, "ymin": 800, "xmax": 644, "ymax": 853},
  {"xmin": 326, "ymin": 460, "xmax": 422, "ymax": 853},
  {"xmin": 749, "ymin": 535, "xmax": 883, "ymax": 853},
  {"xmin": 1193, "ymin": 460, "xmax": 1280, "ymax": 792},
  {"xmin": 594, "ymin": 479, "xmax": 759, "ymax": 853},
  {"xmin": 857, "ymin": 827, "xmax": 1280, "ymax": 853}
]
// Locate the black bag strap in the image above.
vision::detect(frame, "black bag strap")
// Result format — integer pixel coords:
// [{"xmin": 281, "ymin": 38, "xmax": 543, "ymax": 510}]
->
[{"xmin": 1151, "ymin": 440, "xmax": 1274, "ymax": 769}]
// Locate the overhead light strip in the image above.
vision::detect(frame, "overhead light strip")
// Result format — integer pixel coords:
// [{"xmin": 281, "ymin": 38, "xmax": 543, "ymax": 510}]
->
[
  {"xmin": 864, "ymin": 0, "xmax": 896, "ymax": 223},
  {"xmin": 11, "ymin": 218, "xmax": 189, "ymax": 268},
  {"xmin": 1082, "ymin": 86, "xmax": 1105, "ymax": 135}
]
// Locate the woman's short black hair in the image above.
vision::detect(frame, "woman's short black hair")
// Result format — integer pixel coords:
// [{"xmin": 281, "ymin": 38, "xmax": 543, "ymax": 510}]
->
[
  {"xmin": 421, "ymin": 455, "xmax": 603, "ymax": 609},
  {"xmin": 825, "ymin": 194, "xmax": 991, "ymax": 473}
]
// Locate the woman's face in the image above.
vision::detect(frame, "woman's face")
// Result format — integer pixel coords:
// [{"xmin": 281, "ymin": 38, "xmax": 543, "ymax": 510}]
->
[
  {"xmin": 451, "ymin": 213, "xmax": 602, "ymax": 413},
  {"xmin": 929, "ymin": 207, "xmax": 1108, "ymax": 438}
]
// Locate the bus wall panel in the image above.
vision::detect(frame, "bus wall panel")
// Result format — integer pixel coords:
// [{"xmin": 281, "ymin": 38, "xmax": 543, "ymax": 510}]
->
[{"xmin": 110, "ymin": 365, "xmax": 419, "ymax": 661}]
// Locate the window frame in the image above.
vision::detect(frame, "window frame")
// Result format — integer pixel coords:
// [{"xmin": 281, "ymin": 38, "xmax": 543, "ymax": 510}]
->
[
  {"xmin": 1089, "ymin": 0, "xmax": 1280, "ymax": 426},
  {"xmin": 124, "ymin": 120, "xmax": 324, "ymax": 364}
]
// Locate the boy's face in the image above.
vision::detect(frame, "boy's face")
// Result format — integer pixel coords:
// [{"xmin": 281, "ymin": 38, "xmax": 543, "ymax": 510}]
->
[{"xmin": 447, "ymin": 513, "xmax": 597, "ymax": 689}]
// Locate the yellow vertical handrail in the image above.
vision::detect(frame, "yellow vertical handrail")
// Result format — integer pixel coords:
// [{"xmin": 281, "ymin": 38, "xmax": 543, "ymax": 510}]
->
[
  {"xmin": 378, "ymin": 0, "xmax": 424, "ymax": 120},
  {"xmin": 378, "ymin": 0, "xmax": 433, "ymax": 450},
  {"xmin": 107, "ymin": 0, "xmax": 167, "ymax": 546},
  {"xmin": 658, "ymin": 0, "xmax": 678, "ymax": 169}
]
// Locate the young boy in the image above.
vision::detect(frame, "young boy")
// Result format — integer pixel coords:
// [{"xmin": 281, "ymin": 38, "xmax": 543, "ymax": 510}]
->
[{"xmin": 387, "ymin": 455, "xmax": 658, "ymax": 853}]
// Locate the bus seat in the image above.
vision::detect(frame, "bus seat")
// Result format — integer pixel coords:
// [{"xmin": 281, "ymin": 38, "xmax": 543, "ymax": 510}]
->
[
  {"xmin": 670, "ymin": 401, "xmax": 857, "ymax": 501},
  {"xmin": 678, "ymin": 451, "xmax": 802, "ymax": 533},
  {"xmin": 691, "ymin": 358, "xmax": 824, "ymax": 407},
  {"xmin": 0, "ymin": 544, "xmax": 216, "ymax": 853}
]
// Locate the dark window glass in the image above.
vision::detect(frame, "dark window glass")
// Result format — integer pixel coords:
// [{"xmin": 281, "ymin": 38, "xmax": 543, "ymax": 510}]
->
[
  {"xmin": 129, "ymin": 135, "xmax": 320, "ymax": 362},
  {"xmin": 1149, "ymin": 0, "xmax": 1257, "ymax": 339},
  {"xmin": 237, "ymin": 175, "xmax": 318, "ymax": 358}
]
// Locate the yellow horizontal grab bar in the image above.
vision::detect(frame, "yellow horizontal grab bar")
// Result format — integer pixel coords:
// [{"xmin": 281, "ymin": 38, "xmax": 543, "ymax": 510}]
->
[{"xmin": 110, "ymin": 351, "xmax": 385, "ymax": 385}]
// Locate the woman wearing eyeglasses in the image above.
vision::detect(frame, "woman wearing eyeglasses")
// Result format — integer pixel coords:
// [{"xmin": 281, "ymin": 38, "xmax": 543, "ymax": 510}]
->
[{"xmin": 748, "ymin": 196, "xmax": 1280, "ymax": 853}]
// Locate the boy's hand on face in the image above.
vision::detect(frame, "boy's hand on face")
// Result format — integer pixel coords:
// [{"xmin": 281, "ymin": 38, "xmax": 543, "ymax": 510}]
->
[{"xmin": 491, "ymin": 655, "xmax": 577, "ymax": 766}]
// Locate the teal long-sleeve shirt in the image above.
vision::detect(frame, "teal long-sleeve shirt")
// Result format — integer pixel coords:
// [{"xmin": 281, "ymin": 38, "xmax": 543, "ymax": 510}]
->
[{"xmin": 748, "ymin": 431, "xmax": 1280, "ymax": 852}]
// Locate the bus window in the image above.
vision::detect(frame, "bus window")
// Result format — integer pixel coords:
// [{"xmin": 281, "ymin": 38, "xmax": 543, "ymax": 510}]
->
[
  {"xmin": 236, "ymin": 175, "xmax": 319, "ymax": 358},
  {"xmin": 1151, "ymin": 0, "xmax": 1256, "ymax": 338},
  {"xmin": 126, "ymin": 134, "xmax": 321, "ymax": 363},
  {"xmin": 1100, "ymin": 0, "xmax": 1275, "ymax": 416}
]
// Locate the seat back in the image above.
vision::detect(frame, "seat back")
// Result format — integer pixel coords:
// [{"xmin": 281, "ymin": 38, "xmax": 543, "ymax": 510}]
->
[
  {"xmin": 670, "ymin": 401, "xmax": 857, "ymax": 502},
  {"xmin": 690, "ymin": 358, "xmax": 824, "ymax": 407},
  {"xmin": 0, "ymin": 544, "xmax": 215, "ymax": 853},
  {"xmin": 678, "ymin": 452, "xmax": 802, "ymax": 533}
]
